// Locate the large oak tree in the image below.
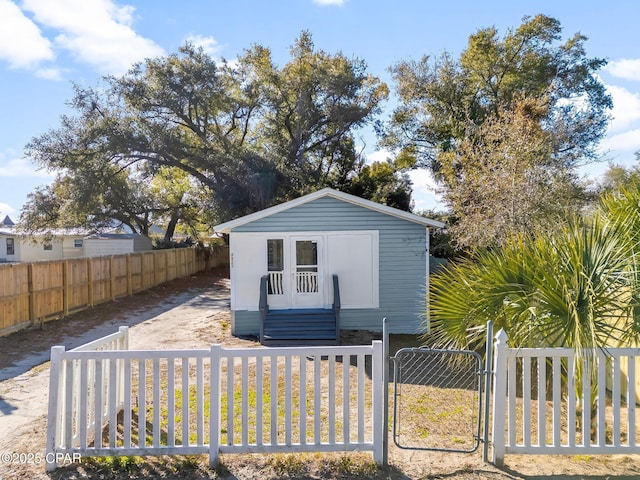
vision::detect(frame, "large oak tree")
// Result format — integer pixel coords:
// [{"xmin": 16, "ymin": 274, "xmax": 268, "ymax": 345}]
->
[
  {"xmin": 23, "ymin": 32, "xmax": 399, "ymax": 236},
  {"xmin": 384, "ymin": 15, "xmax": 611, "ymax": 248}
]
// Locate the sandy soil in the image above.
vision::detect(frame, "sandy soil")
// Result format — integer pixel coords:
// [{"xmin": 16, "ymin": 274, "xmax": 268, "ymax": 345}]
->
[{"xmin": 0, "ymin": 268, "xmax": 639, "ymax": 479}]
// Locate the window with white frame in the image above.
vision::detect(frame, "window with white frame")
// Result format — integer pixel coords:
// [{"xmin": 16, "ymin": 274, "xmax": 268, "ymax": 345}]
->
[
  {"xmin": 43, "ymin": 242, "xmax": 52, "ymax": 251},
  {"xmin": 6, "ymin": 238, "xmax": 14, "ymax": 255},
  {"xmin": 74, "ymin": 239, "xmax": 83, "ymax": 248}
]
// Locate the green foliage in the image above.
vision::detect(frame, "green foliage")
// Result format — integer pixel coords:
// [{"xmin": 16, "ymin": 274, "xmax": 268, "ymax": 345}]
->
[
  {"xmin": 429, "ymin": 214, "xmax": 640, "ymax": 352},
  {"xmin": 385, "ymin": 14, "xmax": 611, "ymax": 249},
  {"xmin": 25, "ymin": 32, "xmax": 397, "ymax": 234}
]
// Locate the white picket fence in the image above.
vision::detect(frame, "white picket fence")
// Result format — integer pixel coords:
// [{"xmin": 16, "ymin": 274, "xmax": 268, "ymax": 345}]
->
[
  {"xmin": 45, "ymin": 331, "xmax": 383, "ymax": 471},
  {"xmin": 491, "ymin": 329, "xmax": 640, "ymax": 465}
]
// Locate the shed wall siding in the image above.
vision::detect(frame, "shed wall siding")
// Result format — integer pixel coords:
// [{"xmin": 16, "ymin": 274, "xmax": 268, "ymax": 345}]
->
[
  {"xmin": 232, "ymin": 196, "xmax": 427, "ymax": 334},
  {"xmin": 84, "ymin": 239, "xmax": 134, "ymax": 257}
]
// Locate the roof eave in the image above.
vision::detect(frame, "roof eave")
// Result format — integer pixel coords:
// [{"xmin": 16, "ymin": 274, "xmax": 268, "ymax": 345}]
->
[{"xmin": 212, "ymin": 188, "xmax": 445, "ymax": 233}]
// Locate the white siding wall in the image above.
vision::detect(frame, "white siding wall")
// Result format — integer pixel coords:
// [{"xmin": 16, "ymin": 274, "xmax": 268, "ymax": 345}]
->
[
  {"xmin": 62, "ymin": 237, "xmax": 85, "ymax": 259},
  {"xmin": 84, "ymin": 239, "xmax": 134, "ymax": 257},
  {"xmin": 17, "ymin": 238, "xmax": 64, "ymax": 262}
]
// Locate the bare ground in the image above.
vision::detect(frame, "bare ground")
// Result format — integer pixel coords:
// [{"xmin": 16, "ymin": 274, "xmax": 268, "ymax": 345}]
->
[{"xmin": 0, "ymin": 269, "xmax": 639, "ymax": 479}]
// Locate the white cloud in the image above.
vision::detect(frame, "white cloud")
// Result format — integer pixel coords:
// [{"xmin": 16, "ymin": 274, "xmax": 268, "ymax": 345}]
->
[
  {"xmin": 185, "ymin": 34, "xmax": 221, "ymax": 57},
  {"xmin": 605, "ymin": 59, "xmax": 640, "ymax": 82},
  {"xmin": 0, "ymin": 153, "xmax": 53, "ymax": 178},
  {"xmin": 365, "ymin": 149, "xmax": 391, "ymax": 163},
  {"xmin": 0, "ymin": 202, "xmax": 15, "ymax": 215},
  {"xmin": 606, "ymin": 84, "xmax": 640, "ymax": 133},
  {"xmin": 35, "ymin": 66, "xmax": 63, "ymax": 80},
  {"xmin": 0, "ymin": 0, "xmax": 54, "ymax": 69},
  {"xmin": 313, "ymin": 0, "xmax": 347, "ymax": 5},
  {"xmin": 600, "ymin": 128, "xmax": 640, "ymax": 154},
  {"xmin": 22, "ymin": 0, "xmax": 164, "ymax": 74}
]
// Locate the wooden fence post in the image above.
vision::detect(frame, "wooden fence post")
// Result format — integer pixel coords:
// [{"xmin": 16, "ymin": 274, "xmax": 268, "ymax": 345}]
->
[
  {"xmin": 45, "ymin": 345, "xmax": 65, "ymax": 472},
  {"xmin": 63, "ymin": 261, "xmax": 70, "ymax": 316},
  {"xmin": 27, "ymin": 263, "xmax": 35, "ymax": 325},
  {"xmin": 209, "ymin": 344, "xmax": 222, "ymax": 468},
  {"xmin": 126, "ymin": 254, "xmax": 132, "ymax": 296},
  {"xmin": 87, "ymin": 258, "xmax": 94, "ymax": 307},
  {"xmin": 491, "ymin": 329, "xmax": 508, "ymax": 466},
  {"xmin": 110, "ymin": 256, "xmax": 116, "ymax": 301}
]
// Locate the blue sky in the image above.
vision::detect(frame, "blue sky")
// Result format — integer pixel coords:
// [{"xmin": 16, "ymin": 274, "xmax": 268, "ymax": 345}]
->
[{"xmin": 1, "ymin": 0, "xmax": 639, "ymax": 219}]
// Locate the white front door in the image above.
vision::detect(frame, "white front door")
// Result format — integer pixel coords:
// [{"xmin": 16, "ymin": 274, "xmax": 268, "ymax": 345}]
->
[{"xmin": 290, "ymin": 236, "xmax": 323, "ymax": 308}]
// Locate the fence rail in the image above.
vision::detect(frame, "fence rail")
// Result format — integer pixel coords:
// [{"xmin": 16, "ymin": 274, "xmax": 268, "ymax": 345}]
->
[
  {"xmin": 45, "ymin": 332, "xmax": 383, "ymax": 471},
  {"xmin": 491, "ymin": 329, "xmax": 640, "ymax": 465},
  {"xmin": 0, "ymin": 247, "xmax": 228, "ymax": 337}
]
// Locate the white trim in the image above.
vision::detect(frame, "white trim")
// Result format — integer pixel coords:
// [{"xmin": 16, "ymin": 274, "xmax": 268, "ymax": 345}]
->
[
  {"xmin": 213, "ymin": 188, "xmax": 445, "ymax": 233},
  {"xmin": 230, "ymin": 230, "xmax": 380, "ymax": 311}
]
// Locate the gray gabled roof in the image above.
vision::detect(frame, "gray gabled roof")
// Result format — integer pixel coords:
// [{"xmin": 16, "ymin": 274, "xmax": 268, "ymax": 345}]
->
[{"xmin": 213, "ymin": 188, "xmax": 445, "ymax": 233}]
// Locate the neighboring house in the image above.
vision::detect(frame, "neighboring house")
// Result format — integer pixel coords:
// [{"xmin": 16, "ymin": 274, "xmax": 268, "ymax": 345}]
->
[
  {"xmin": 0, "ymin": 215, "xmax": 151, "ymax": 262},
  {"xmin": 0, "ymin": 227, "xmax": 88, "ymax": 263},
  {"xmin": 83, "ymin": 233, "xmax": 153, "ymax": 256},
  {"xmin": 213, "ymin": 188, "xmax": 444, "ymax": 344}
]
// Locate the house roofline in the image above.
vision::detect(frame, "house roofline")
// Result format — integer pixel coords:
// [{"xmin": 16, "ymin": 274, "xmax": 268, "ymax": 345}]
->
[{"xmin": 212, "ymin": 188, "xmax": 445, "ymax": 233}]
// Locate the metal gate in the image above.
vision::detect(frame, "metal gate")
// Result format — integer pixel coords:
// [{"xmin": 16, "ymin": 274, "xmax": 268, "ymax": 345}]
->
[{"xmin": 392, "ymin": 347, "xmax": 484, "ymax": 452}]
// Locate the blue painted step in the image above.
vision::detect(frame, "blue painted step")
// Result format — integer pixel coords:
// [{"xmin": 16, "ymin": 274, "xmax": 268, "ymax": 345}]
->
[{"xmin": 262, "ymin": 308, "xmax": 338, "ymax": 346}]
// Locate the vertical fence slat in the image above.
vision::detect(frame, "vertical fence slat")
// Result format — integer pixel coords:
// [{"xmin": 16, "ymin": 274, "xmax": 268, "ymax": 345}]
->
[
  {"xmin": 64, "ymin": 360, "xmax": 74, "ymax": 448},
  {"xmin": 153, "ymin": 358, "xmax": 160, "ymax": 448},
  {"xmin": 612, "ymin": 356, "xmax": 621, "ymax": 447},
  {"xmin": 210, "ymin": 345, "xmax": 221, "ymax": 468},
  {"xmin": 79, "ymin": 359, "xmax": 88, "ymax": 449},
  {"xmin": 138, "ymin": 360, "xmax": 146, "ymax": 448},
  {"xmin": 583, "ymin": 354, "xmax": 591, "ymax": 447},
  {"xmin": 270, "ymin": 355, "xmax": 278, "ymax": 446},
  {"xmin": 285, "ymin": 355, "xmax": 292, "ymax": 446},
  {"xmin": 256, "ymin": 356, "xmax": 263, "ymax": 446},
  {"xmin": 328, "ymin": 355, "xmax": 336, "ymax": 445},
  {"xmin": 167, "ymin": 358, "xmax": 175, "ymax": 447},
  {"xmin": 299, "ymin": 355, "xmax": 306, "ymax": 445},
  {"xmin": 242, "ymin": 356, "xmax": 249, "ymax": 447},
  {"xmin": 597, "ymin": 351, "xmax": 607, "ymax": 447},
  {"xmin": 181, "ymin": 358, "xmax": 189, "ymax": 447},
  {"xmin": 94, "ymin": 359, "xmax": 103, "ymax": 449},
  {"xmin": 537, "ymin": 356, "xmax": 546, "ymax": 447},
  {"xmin": 123, "ymin": 359, "xmax": 131, "ymax": 449},
  {"xmin": 109, "ymin": 359, "xmax": 118, "ymax": 448},
  {"xmin": 227, "ymin": 357, "xmax": 234, "ymax": 445},
  {"xmin": 508, "ymin": 354, "xmax": 516, "ymax": 447},
  {"xmin": 628, "ymin": 357, "xmax": 636, "ymax": 447},
  {"xmin": 522, "ymin": 356, "xmax": 531, "ymax": 447},
  {"xmin": 567, "ymin": 354, "xmax": 576, "ymax": 448},
  {"xmin": 343, "ymin": 354, "xmax": 350, "ymax": 445},
  {"xmin": 314, "ymin": 355, "xmax": 321, "ymax": 445},
  {"xmin": 357, "ymin": 354, "xmax": 365, "ymax": 444},
  {"xmin": 552, "ymin": 356, "xmax": 561, "ymax": 447},
  {"xmin": 196, "ymin": 356, "xmax": 204, "ymax": 446}
]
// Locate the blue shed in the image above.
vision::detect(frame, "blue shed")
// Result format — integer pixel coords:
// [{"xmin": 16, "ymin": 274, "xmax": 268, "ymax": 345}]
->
[{"xmin": 213, "ymin": 188, "xmax": 444, "ymax": 345}]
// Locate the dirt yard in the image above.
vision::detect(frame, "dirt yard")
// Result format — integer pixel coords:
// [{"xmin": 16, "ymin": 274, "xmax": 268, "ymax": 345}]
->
[{"xmin": 1, "ymin": 268, "xmax": 639, "ymax": 479}]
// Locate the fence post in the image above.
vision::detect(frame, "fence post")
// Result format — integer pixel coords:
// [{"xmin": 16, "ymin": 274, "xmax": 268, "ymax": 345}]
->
[
  {"xmin": 482, "ymin": 320, "xmax": 494, "ymax": 462},
  {"xmin": 27, "ymin": 263, "xmax": 35, "ymax": 325},
  {"xmin": 118, "ymin": 326, "xmax": 129, "ymax": 409},
  {"xmin": 382, "ymin": 317, "xmax": 389, "ymax": 466},
  {"xmin": 372, "ymin": 340, "xmax": 384, "ymax": 465},
  {"xmin": 63, "ymin": 260, "xmax": 70, "ymax": 316},
  {"xmin": 209, "ymin": 344, "xmax": 222, "ymax": 468},
  {"xmin": 45, "ymin": 346, "xmax": 65, "ymax": 472},
  {"xmin": 87, "ymin": 258, "xmax": 94, "ymax": 307},
  {"xmin": 491, "ymin": 329, "xmax": 508, "ymax": 466},
  {"xmin": 110, "ymin": 256, "xmax": 116, "ymax": 301}
]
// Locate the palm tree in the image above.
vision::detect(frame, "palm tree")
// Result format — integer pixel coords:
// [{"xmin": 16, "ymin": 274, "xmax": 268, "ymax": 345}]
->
[{"xmin": 428, "ymin": 216, "xmax": 639, "ymax": 352}]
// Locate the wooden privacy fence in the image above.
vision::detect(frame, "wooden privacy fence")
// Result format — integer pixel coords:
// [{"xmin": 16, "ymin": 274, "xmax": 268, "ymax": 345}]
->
[
  {"xmin": 491, "ymin": 329, "xmax": 640, "ymax": 465},
  {"xmin": 0, "ymin": 246, "xmax": 229, "ymax": 337},
  {"xmin": 45, "ymin": 331, "xmax": 384, "ymax": 471}
]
